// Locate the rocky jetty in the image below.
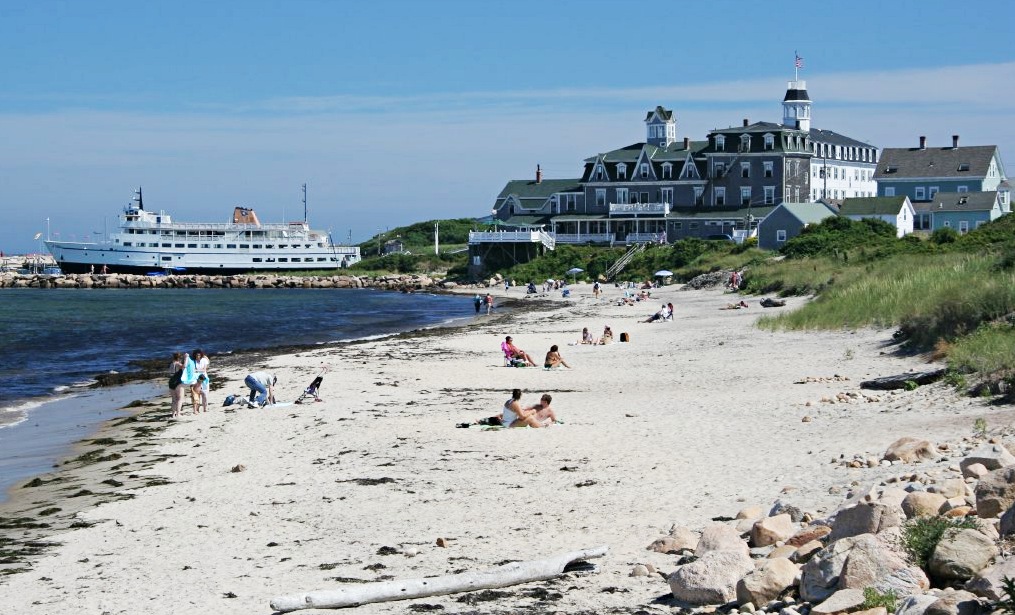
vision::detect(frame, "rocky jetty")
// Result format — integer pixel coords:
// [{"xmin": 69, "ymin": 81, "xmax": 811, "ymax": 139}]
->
[
  {"xmin": 0, "ymin": 272, "xmax": 445, "ymax": 291},
  {"xmin": 641, "ymin": 433, "xmax": 1015, "ymax": 615}
]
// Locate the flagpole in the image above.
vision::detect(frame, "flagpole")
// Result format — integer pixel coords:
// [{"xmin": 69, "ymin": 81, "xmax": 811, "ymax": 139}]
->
[{"xmin": 794, "ymin": 50, "xmax": 798, "ymax": 81}]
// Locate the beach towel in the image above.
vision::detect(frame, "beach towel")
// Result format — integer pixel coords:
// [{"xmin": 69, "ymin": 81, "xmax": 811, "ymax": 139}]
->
[{"xmin": 180, "ymin": 356, "xmax": 198, "ymax": 386}]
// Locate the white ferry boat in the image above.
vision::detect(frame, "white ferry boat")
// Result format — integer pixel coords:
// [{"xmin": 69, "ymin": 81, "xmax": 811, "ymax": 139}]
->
[{"xmin": 45, "ymin": 188, "xmax": 361, "ymax": 275}]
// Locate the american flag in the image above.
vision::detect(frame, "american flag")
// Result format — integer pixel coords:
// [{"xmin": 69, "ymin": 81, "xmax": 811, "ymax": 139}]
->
[{"xmin": 795, "ymin": 54, "xmax": 803, "ymax": 69}]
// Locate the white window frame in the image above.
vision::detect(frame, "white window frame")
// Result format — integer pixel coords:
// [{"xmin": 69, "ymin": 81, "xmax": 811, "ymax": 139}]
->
[
  {"xmin": 740, "ymin": 187, "xmax": 751, "ymax": 206},
  {"xmin": 640, "ymin": 163, "xmax": 650, "ymax": 179},
  {"xmin": 713, "ymin": 162, "xmax": 726, "ymax": 178},
  {"xmin": 776, "ymin": 229, "xmax": 787, "ymax": 242},
  {"xmin": 929, "ymin": 186, "xmax": 939, "ymax": 198},
  {"xmin": 715, "ymin": 187, "xmax": 726, "ymax": 206},
  {"xmin": 662, "ymin": 163, "xmax": 672, "ymax": 179},
  {"xmin": 764, "ymin": 186, "xmax": 775, "ymax": 204},
  {"xmin": 741, "ymin": 162, "xmax": 750, "ymax": 178},
  {"xmin": 694, "ymin": 187, "xmax": 704, "ymax": 205},
  {"xmin": 661, "ymin": 187, "xmax": 673, "ymax": 204},
  {"xmin": 764, "ymin": 134, "xmax": 774, "ymax": 150},
  {"xmin": 595, "ymin": 189, "xmax": 606, "ymax": 207},
  {"xmin": 915, "ymin": 186, "xmax": 926, "ymax": 200},
  {"xmin": 616, "ymin": 163, "xmax": 627, "ymax": 180},
  {"xmin": 959, "ymin": 220, "xmax": 969, "ymax": 234},
  {"xmin": 716, "ymin": 135, "xmax": 726, "ymax": 151},
  {"xmin": 616, "ymin": 188, "xmax": 629, "ymax": 204},
  {"xmin": 764, "ymin": 161, "xmax": 773, "ymax": 178}
]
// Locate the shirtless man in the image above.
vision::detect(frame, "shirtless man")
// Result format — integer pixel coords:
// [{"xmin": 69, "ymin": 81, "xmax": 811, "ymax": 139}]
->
[
  {"xmin": 527, "ymin": 393, "xmax": 558, "ymax": 425},
  {"xmin": 502, "ymin": 389, "xmax": 544, "ymax": 428}
]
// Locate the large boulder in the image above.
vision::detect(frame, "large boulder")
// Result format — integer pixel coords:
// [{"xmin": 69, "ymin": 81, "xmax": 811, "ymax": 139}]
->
[
  {"xmin": 1000, "ymin": 505, "xmax": 1015, "ymax": 536},
  {"xmin": 974, "ymin": 466, "xmax": 1015, "ymax": 518},
  {"xmin": 838, "ymin": 532, "xmax": 929, "ymax": 596},
  {"xmin": 668, "ymin": 525, "xmax": 699, "ymax": 552},
  {"xmin": 960, "ymin": 444, "xmax": 1015, "ymax": 474},
  {"xmin": 896, "ymin": 594, "xmax": 943, "ymax": 615},
  {"xmin": 695, "ymin": 523, "xmax": 749, "ymax": 557},
  {"xmin": 924, "ymin": 589, "xmax": 987, "ymax": 615},
  {"xmin": 787, "ymin": 524, "xmax": 832, "ymax": 547},
  {"xmin": 828, "ymin": 503, "xmax": 901, "ymax": 542},
  {"xmin": 884, "ymin": 437, "xmax": 937, "ymax": 463},
  {"xmin": 811, "ymin": 588, "xmax": 866, "ymax": 615},
  {"xmin": 965, "ymin": 556, "xmax": 1015, "ymax": 600},
  {"xmin": 902, "ymin": 492, "xmax": 948, "ymax": 518},
  {"xmin": 928, "ymin": 529, "xmax": 998, "ymax": 582},
  {"xmin": 668, "ymin": 550, "xmax": 755, "ymax": 605},
  {"xmin": 736, "ymin": 557, "xmax": 798, "ymax": 606},
  {"xmin": 752, "ymin": 514, "xmax": 796, "ymax": 547}
]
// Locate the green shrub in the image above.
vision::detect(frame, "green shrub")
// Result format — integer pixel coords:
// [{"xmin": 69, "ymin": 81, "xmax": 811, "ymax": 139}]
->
[
  {"xmin": 930, "ymin": 227, "xmax": 960, "ymax": 244},
  {"xmin": 903, "ymin": 380, "xmax": 918, "ymax": 391},
  {"xmin": 996, "ymin": 576, "xmax": 1015, "ymax": 615},
  {"xmin": 901, "ymin": 516, "xmax": 979, "ymax": 569},
  {"xmin": 861, "ymin": 587, "xmax": 897, "ymax": 612}
]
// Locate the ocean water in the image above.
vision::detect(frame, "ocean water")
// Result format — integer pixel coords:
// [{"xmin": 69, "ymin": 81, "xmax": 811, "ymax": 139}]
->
[{"xmin": 0, "ymin": 287, "xmax": 473, "ymax": 423}]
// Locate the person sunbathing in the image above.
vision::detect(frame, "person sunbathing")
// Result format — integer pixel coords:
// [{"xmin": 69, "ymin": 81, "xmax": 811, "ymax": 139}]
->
[
  {"xmin": 502, "ymin": 336, "xmax": 537, "ymax": 366},
  {"xmin": 600, "ymin": 326, "xmax": 614, "ymax": 344},
  {"xmin": 641, "ymin": 304, "xmax": 668, "ymax": 323},
  {"xmin": 526, "ymin": 393, "xmax": 558, "ymax": 425},
  {"xmin": 502, "ymin": 389, "xmax": 545, "ymax": 428},
  {"xmin": 543, "ymin": 345, "xmax": 571, "ymax": 369},
  {"xmin": 579, "ymin": 327, "xmax": 596, "ymax": 345}
]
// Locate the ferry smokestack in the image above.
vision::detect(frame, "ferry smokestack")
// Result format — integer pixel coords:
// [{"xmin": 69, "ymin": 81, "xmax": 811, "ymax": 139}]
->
[{"xmin": 536, "ymin": 164, "xmax": 542, "ymax": 184}]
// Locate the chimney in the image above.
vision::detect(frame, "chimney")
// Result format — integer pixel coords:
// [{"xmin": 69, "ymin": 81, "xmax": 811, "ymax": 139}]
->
[
  {"xmin": 683, "ymin": 136, "xmax": 690, "ymax": 150},
  {"xmin": 743, "ymin": 118, "xmax": 749, "ymax": 127},
  {"xmin": 919, "ymin": 136, "xmax": 927, "ymax": 150},
  {"xmin": 536, "ymin": 164, "xmax": 542, "ymax": 184},
  {"xmin": 952, "ymin": 135, "xmax": 960, "ymax": 148}
]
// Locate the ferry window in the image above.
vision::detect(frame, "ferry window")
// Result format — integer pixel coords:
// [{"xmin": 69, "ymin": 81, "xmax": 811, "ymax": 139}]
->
[
  {"xmin": 318, "ymin": 243, "xmax": 325, "ymax": 248},
  {"xmin": 279, "ymin": 244, "xmax": 288, "ymax": 249},
  {"xmin": 162, "ymin": 243, "xmax": 172, "ymax": 247},
  {"xmin": 278, "ymin": 258, "xmax": 288, "ymax": 262},
  {"xmin": 226, "ymin": 244, "xmax": 236, "ymax": 248},
  {"xmin": 161, "ymin": 256, "xmax": 172, "ymax": 261},
  {"xmin": 201, "ymin": 244, "xmax": 210, "ymax": 248},
  {"xmin": 265, "ymin": 244, "xmax": 274, "ymax": 249},
  {"xmin": 253, "ymin": 244, "xmax": 262, "ymax": 249},
  {"xmin": 305, "ymin": 244, "xmax": 311, "ymax": 248},
  {"xmin": 215, "ymin": 244, "xmax": 222, "ymax": 248},
  {"xmin": 240, "ymin": 244, "xmax": 249, "ymax": 249},
  {"xmin": 175, "ymin": 243, "xmax": 184, "ymax": 248},
  {"xmin": 188, "ymin": 244, "xmax": 197, "ymax": 248},
  {"xmin": 123, "ymin": 242, "xmax": 132, "ymax": 247},
  {"xmin": 252, "ymin": 258, "xmax": 262, "ymax": 263},
  {"xmin": 317, "ymin": 257, "xmax": 326, "ymax": 262},
  {"xmin": 291, "ymin": 258, "xmax": 301, "ymax": 262}
]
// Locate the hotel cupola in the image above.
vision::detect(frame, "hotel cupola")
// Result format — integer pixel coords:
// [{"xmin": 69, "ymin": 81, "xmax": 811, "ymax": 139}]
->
[
  {"xmin": 782, "ymin": 80, "xmax": 812, "ymax": 132},
  {"xmin": 645, "ymin": 106, "xmax": 676, "ymax": 148}
]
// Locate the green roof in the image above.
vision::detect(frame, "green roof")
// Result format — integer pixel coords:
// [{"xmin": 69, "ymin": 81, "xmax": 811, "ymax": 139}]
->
[
  {"xmin": 666, "ymin": 206, "xmax": 777, "ymax": 220},
  {"xmin": 495, "ymin": 179, "xmax": 581, "ymax": 201},
  {"xmin": 500, "ymin": 215, "xmax": 550, "ymax": 227},
  {"xmin": 839, "ymin": 196, "xmax": 909, "ymax": 217},
  {"xmin": 776, "ymin": 202, "xmax": 838, "ymax": 224}
]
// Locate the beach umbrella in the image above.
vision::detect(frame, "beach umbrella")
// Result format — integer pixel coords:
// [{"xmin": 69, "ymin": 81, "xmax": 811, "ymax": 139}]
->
[
  {"xmin": 566, "ymin": 267, "xmax": 583, "ymax": 283},
  {"xmin": 654, "ymin": 270, "xmax": 674, "ymax": 277}
]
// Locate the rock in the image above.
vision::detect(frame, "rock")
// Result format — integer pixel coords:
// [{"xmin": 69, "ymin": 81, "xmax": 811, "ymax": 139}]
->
[
  {"xmin": 963, "ymin": 463, "xmax": 989, "ymax": 480},
  {"xmin": 230, "ymin": 464, "xmax": 246, "ymax": 473},
  {"xmin": 737, "ymin": 505, "xmax": 766, "ymax": 520},
  {"xmin": 960, "ymin": 444, "xmax": 1015, "ymax": 474},
  {"xmin": 884, "ymin": 437, "xmax": 937, "ymax": 463},
  {"xmin": 810, "ymin": 588, "xmax": 865, "ymax": 615},
  {"xmin": 736, "ymin": 557, "xmax": 798, "ymax": 607},
  {"xmin": 668, "ymin": 550, "xmax": 755, "ymax": 606},
  {"xmin": 924, "ymin": 589, "xmax": 985, "ymax": 615},
  {"xmin": 934, "ymin": 478, "xmax": 969, "ymax": 500},
  {"xmin": 974, "ymin": 466, "xmax": 1015, "ymax": 518},
  {"xmin": 896, "ymin": 594, "xmax": 940, "ymax": 615},
  {"xmin": 838, "ymin": 533, "xmax": 929, "ymax": 596},
  {"xmin": 668, "ymin": 525, "xmax": 700, "ymax": 552},
  {"xmin": 942, "ymin": 497, "xmax": 970, "ymax": 513},
  {"xmin": 828, "ymin": 503, "xmax": 901, "ymax": 542},
  {"xmin": 853, "ymin": 608, "xmax": 888, "ymax": 615},
  {"xmin": 793, "ymin": 540, "xmax": 824, "ymax": 564},
  {"xmin": 965, "ymin": 556, "xmax": 1015, "ymax": 600},
  {"xmin": 787, "ymin": 524, "xmax": 832, "ymax": 547},
  {"xmin": 769, "ymin": 545, "xmax": 797, "ymax": 560},
  {"xmin": 696, "ymin": 523, "xmax": 749, "ymax": 557},
  {"xmin": 752, "ymin": 514, "xmax": 796, "ymax": 548},
  {"xmin": 647, "ymin": 536, "xmax": 683, "ymax": 553},
  {"xmin": 1000, "ymin": 504, "xmax": 1015, "ymax": 536},
  {"xmin": 631, "ymin": 564, "xmax": 650, "ymax": 577},
  {"xmin": 944, "ymin": 506, "xmax": 975, "ymax": 518},
  {"xmin": 902, "ymin": 492, "xmax": 948, "ymax": 518},
  {"xmin": 770, "ymin": 501, "xmax": 805, "ymax": 522},
  {"xmin": 928, "ymin": 529, "xmax": 998, "ymax": 582},
  {"xmin": 877, "ymin": 487, "xmax": 909, "ymax": 510},
  {"xmin": 436, "ymin": 537, "xmax": 447, "ymax": 548}
]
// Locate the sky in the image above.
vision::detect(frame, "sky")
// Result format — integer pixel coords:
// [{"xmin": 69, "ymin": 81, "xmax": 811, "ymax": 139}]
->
[{"xmin": 1, "ymin": 0, "xmax": 1013, "ymax": 254}]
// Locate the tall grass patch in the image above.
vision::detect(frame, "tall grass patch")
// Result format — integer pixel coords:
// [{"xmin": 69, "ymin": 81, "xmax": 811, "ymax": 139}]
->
[
  {"xmin": 947, "ymin": 325, "xmax": 1015, "ymax": 377},
  {"xmin": 758, "ymin": 253, "xmax": 1015, "ymax": 346}
]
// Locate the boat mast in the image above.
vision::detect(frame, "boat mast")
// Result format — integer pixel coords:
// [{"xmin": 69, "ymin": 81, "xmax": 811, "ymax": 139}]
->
[
  {"xmin": 302, "ymin": 183, "xmax": 307, "ymax": 224},
  {"xmin": 136, "ymin": 186, "xmax": 144, "ymax": 210}
]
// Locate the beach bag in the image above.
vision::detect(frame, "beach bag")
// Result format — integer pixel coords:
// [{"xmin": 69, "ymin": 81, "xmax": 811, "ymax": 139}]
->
[
  {"xmin": 619, "ymin": 332, "xmax": 630, "ymax": 342},
  {"xmin": 168, "ymin": 369, "xmax": 183, "ymax": 390}
]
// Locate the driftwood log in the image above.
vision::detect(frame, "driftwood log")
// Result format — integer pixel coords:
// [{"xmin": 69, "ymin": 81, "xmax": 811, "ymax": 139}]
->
[
  {"xmin": 860, "ymin": 368, "xmax": 947, "ymax": 390},
  {"xmin": 270, "ymin": 545, "xmax": 609, "ymax": 612}
]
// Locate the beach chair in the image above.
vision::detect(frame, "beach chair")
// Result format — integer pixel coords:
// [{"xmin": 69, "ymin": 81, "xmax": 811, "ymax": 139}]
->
[
  {"xmin": 501, "ymin": 343, "xmax": 526, "ymax": 367},
  {"xmin": 295, "ymin": 372, "xmax": 325, "ymax": 404}
]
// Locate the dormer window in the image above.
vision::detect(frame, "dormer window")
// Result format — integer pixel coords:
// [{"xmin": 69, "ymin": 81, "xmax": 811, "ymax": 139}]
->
[
  {"xmin": 885, "ymin": 166, "xmax": 898, "ymax": 174},
  {"xmin": 716, "ymin": 135, "xmax": 726, "ymax": 151},
  {"xmin": 662, "ymin": 163, "xmax": 672, "ymax": 179},
  {"xmin": 617, "ymin": 163, "xmax": 627, "ymax": 180},
  {"xmin": 640, "ymin": 163, "xmax": 649, "ymax": 179},
  {"xmin": 957, "ymin": 163, "xmax": 970, "ymax": 172},
  {"xmin": 595, "ymin": 165, "xmax": 605, "ymax": 181},
  {"xmin": 739, "ymin": 135, "xmax": 751, "ymax": 153},
  {"xmin": 764, "ymin": 134, "xmax": 774, "ymax": 150}
]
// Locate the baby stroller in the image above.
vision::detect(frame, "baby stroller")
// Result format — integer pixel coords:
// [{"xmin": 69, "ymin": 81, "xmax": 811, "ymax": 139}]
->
[{"xmin": 295, "ymin": 369, "xmax": 327, "ymax": 404}]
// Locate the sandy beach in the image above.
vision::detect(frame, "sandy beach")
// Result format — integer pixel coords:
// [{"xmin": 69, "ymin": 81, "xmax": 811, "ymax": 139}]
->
[{"xmin": 0, "ymin": 283, "xmax": 1003, "ymax": 614}]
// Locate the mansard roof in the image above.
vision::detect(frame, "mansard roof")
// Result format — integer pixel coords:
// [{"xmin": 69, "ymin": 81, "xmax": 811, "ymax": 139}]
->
[
  {"xmin": 644, "ymin": 106, "xmax": 673, "ymax": 121},
  {"xmin": 839, "ymin": 196, "xmax": 910, "ymax": 217},
  {"xmin": 875, "ymin": 145, "xmax": 998, "ymax": 179},
  {"xmin": 809, "ymin": 128, "xmax": 874, "ymax": 149},
  {"xmin": 666, "ymin": 205, "xmax": 777, "ymax": 220},
  {"xmin": 711, "ymin": 121, "xmax": 790, "ymax": 135},
  {"xmin": 783, "ymin": 88, "xmax": 810, "ymax": 102}
]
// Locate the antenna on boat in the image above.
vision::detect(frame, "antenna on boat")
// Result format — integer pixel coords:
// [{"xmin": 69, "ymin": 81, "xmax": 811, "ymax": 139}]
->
[
  {"xmin": 135, "ymin": 186, "xmax": 144, "ymax": 210},
  {"xmin": 301, "ymin": 183, "xmax": 307, "ymax": 224}
]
